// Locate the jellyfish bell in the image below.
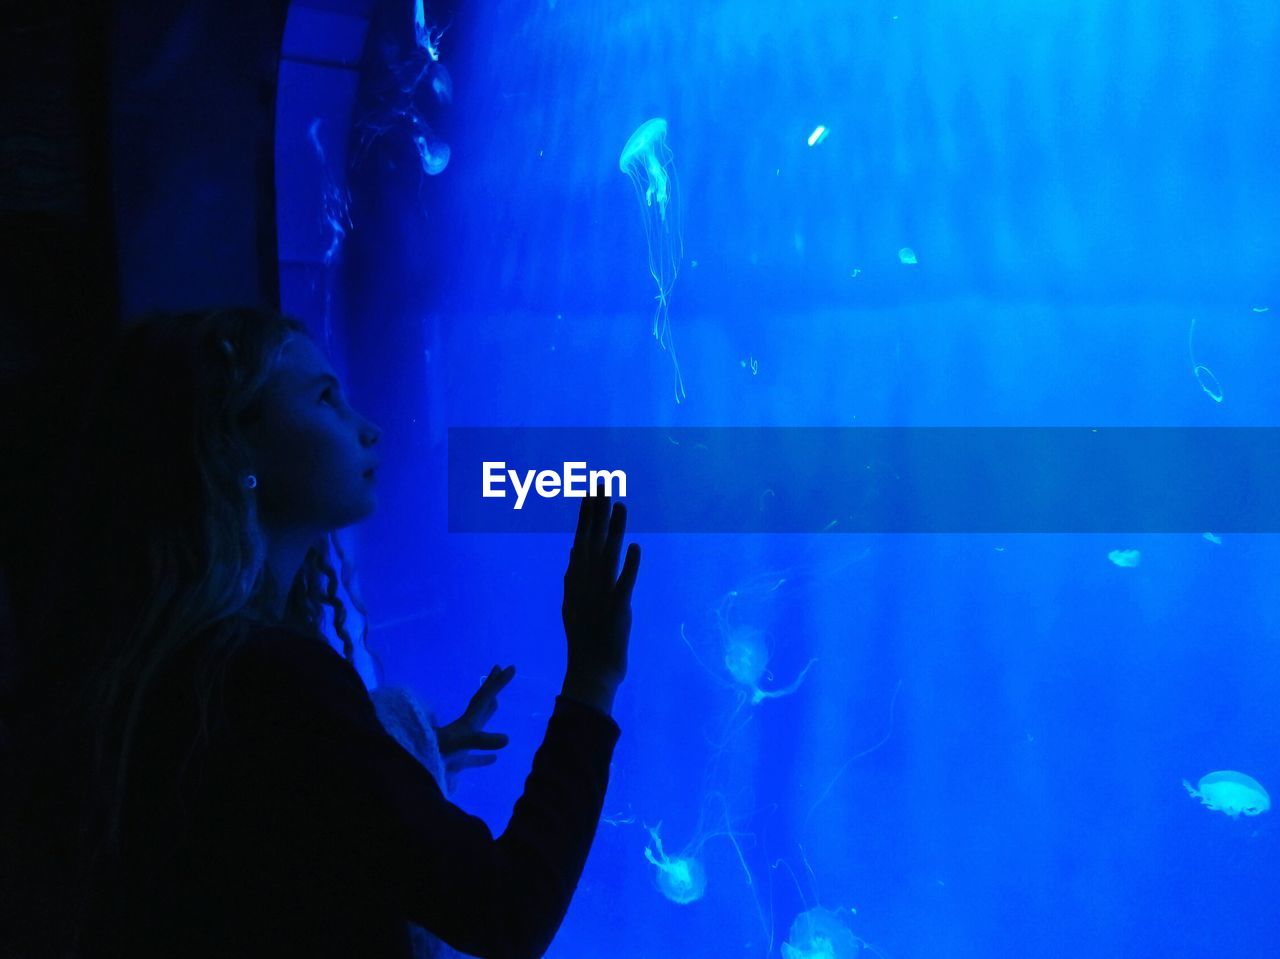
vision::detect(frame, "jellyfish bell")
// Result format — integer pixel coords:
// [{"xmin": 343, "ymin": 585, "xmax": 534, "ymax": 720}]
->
[
  {"xmin": 781, "ymin": 906, "xmax": 862, "ymax": 959},
  {"xmin": 723, "ymin": 627, "xmax": 770, "ymax": 688},
  {"xmin": 619, "ymin": 118, "xmax": 674, "ymax": 214},
  {"xmin": 1183, "ymin": 770, "xmax": 1271, "ymax": 818},
  {"xmin": 429, "ymin": 62, "xmax": 453, "ymax": 104},
  {"xmin": 413, "ymin": 131, "xmax": 450, "ymax": 176}
]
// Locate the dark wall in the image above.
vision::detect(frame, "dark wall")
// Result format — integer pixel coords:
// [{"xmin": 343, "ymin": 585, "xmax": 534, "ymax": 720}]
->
[
  {"xmin": 1, "ymin": 0, "xmax": 291, "ymax": 705},
  {"xmin": 0, "ymin": 1, "xmax": 117, "ymax": 697}
]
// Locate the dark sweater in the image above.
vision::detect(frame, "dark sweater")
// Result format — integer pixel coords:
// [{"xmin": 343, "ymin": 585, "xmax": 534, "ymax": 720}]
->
[{"xmin": 81, "ymin": 624, "xmax": 621, "ymax": 959}]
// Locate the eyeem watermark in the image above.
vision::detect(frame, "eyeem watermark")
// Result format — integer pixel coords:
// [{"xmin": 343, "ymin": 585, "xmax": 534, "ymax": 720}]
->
[{"xmin": 482, "ymin": 461, "xmax": 627, "ymax": 510}]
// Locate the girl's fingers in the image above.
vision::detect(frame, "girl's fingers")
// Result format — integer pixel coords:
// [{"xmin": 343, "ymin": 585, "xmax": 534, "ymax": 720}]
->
[
  {"xmin": 615, "ymin": 542, "xmax": 641, "ymax": 602},
  {"xmin": 603, "ymin": 502, "xmax": 625, "ymax": 582},
  {"xmin": 589, "ymin": 484, "xmax": 609, "ymax": 555},
  {"xmin": 574, "ymin": 490, "xmax": 593, "ymax": 545},
  {"xmin": 466, "ymin": 665, "xmax": 516, "ymax": 719},
  {"xmin": 465, "ymin": 732, "xmax": 509, "ymax": 751}
]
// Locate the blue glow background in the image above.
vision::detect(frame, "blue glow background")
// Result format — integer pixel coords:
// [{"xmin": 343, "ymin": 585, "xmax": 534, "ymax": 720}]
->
[{"xmin": 278, "ymin": 1, "xmax": 1280, "ymax": 955}]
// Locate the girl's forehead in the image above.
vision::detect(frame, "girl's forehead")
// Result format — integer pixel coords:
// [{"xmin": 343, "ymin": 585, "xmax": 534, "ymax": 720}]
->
[{"xmin": 273, "ymin": 335, "xmax": 334, "ymax": 384}]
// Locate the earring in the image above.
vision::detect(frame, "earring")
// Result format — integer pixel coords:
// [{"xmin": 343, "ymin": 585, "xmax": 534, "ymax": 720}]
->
[{"xmin": 244, "ymin": 474, "xmax": 258, "ymax": 489}]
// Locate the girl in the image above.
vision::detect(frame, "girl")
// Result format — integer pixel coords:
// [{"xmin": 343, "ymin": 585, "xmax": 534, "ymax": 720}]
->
[{"xmin": 1, "ymin": 307, "xmax": 640, "ymax": 958}]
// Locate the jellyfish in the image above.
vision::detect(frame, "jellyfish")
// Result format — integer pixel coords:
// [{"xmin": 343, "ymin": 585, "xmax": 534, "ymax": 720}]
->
[
  {"xmin": 781, "ymin": 907, "xmax": 863, "ymax": 959},
  {"xmin": 1107, "ymin": 549, "xmax": 1141, "ymax": 568},
  {"xmin": 429, "ymin": 63, "xmax": 452, "ymax": 104},
  {"xmin": 412, "ymin": 129, "xmax": 450, "ymax": 176},
  {"xmin": 1183, "ymin": 771, "xmax": 1271, "ymax": 818},
  {"xmin": 1187, "ymin": 317, "xmax": 1223, "ymax": 403},
  {"xmin": 619, "ymin": 117, "xmax": 686, "ymax": 403},
  {"xmin": 681, "ymin": 614, "xmax": 816, "ymax": 709},
  {"xmin": 643, "ymin": 823, "xmax": 708, "ymax": 904},
  {"xmin": 770, "ymin": 852, "xmax": 885, "ymax": 959},
  {"xmin": 722, "ymin": 624, "xmax": 818, "ymax": 706},
  {"xmin": 898, "ymin": 247, "xmax": 917, "ymax": 265},
  {"xmin": 641, "ymin": 790, "xmax": 767, "ymax": 926}
]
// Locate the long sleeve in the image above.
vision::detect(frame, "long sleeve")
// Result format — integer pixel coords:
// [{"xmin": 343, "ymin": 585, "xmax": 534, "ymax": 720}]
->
[{"xmin": 216, "ymin": 629, "xmax": 620, "ymax": 959}]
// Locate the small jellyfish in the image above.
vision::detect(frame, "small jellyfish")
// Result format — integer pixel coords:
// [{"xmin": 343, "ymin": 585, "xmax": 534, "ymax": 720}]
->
[
  {"xmin": 643, "ymin": 823, "xmax": 708, "ymax": 904},
  {"xmin": 619, "ymin": 118, "xmax": 686, "ymax": 402},
  {"xmin": 429, "ymin": 62, "xmax": 453, "ymax": 104},
  {"xmin": 1108, "ymin": 549, "xmax": 1141, "ymax": 567},
  {"xmin": 413, "ymin": 130, "xmax": 450, "ymax": 176},
  {"xmin": 1184, "ymin": 771, "xmax": 1271, "ymax": 818},
  {"xmin": 1187, "ymin": 317, "xmax": 1223, "ymax": 403},
  {"xmin": 898, "ymin": 247, "xmax": 917, "ymax": 265},
  {"xmin": 781, "ymin": 906, "xmax": 863, "ymax": 959},
  {"xmin": 722, "ymin": 625, "xmax": 817, "ymax": 706},
  {"xmin": 642, "ymin": 792, "xmax": 759, "ymax": 911},
  {"xmin": 1202, "ymin": 532, "xmax": 1222, "ymax": 545}
]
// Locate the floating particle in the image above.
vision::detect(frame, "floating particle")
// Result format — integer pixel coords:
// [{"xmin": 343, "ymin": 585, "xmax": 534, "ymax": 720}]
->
[
  {"xmin": 1108, "ymin": 549, "xmax": 1141, "ymax": 567},
  {"xmin": 849, "ymin": 267, "xmax": 862, "ymax": 278},
  {"xmin": 1251, "ymin": 306, "xmax": 1269, "ymax": 313},
  {"xmin": 1184, "ymin": 771, "xmax": 1270, "ymax": 818},
  {"xmin": 898, "ymin": 247, "xmax": 918, "ymax": 265},
  {"xmin": 807, "ymin": 125, "xmax": 830, "ymax": 147},
  {"xmin": 1202, "ymin": 532, "xmax": 1222, "ymax": 545}
]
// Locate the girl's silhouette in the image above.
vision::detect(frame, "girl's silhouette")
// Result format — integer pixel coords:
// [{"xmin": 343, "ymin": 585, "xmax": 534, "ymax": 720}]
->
[{"xmin": 0, "ymin": 307, "xmax": 640, "ymax": 959}]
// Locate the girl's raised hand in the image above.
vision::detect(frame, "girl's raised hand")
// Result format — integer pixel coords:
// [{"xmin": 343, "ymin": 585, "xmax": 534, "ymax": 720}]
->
[{"xmin": 561, "ymin": 483, "xmax": 640, "ymax": 698}]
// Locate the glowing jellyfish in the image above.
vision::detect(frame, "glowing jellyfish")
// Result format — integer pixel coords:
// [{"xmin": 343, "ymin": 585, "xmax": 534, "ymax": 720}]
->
[
  {"xmin": 679, "ymin": 569, "xmax": 850, "ymax": 715},
  {"xmin": 429, "ymin": 63, "xmax": 453, "ymax": 104},
  {"xmin": 641, "ymin": 790, "xmax": 767, "ymax": 934},
  {"xmin": 781, "ymin": 907, "xmax": 863, "ymax": 959},
  {"xmin": 413, "ymin": 128, "xmax": 450, "ymax": 176},
  {"xmin": 721, "ymin": 624, "xmax": 817, "ymax": 706},
  {"xmin": 1188, "ymin": 317, "xmax": 1223, "ymax": 403},
  {"xmin": 1108, "ymin": 549, "xmax": 1141, "ymax": 568},
  {"xmin": 1184, "ymin": 771, "xmax": 1271, "ymax": 818},
  {"xmin": 643, "ymin": 823, "xmax": 708, "ymax": 904},
  {"xmin": 619, "ymin": 117, "xmax": 686, "ymax": 403},
  {"xmin": 898, "ymin": 247, "xmax": 917, "ymax": 265}
]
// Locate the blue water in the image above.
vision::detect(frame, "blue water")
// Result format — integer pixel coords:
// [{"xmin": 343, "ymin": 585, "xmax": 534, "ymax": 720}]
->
[{"xmin": 281, "ymin": 1, "xmax": 1280, "ymax": 955}]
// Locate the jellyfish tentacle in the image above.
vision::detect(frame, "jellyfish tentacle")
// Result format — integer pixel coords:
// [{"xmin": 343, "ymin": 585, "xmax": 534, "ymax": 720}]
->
[{"xmin": 753, "ymin": 657, "xmax": 819, "ymax": 703}]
